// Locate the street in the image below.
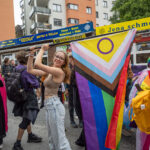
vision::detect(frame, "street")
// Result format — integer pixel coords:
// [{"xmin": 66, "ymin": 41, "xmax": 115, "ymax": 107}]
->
[{"xmin": 3, "ymin": 100, "xmax": 136, "ymax": 150}]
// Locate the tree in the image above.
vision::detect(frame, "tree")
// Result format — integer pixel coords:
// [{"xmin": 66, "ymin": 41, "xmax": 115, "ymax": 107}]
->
[
  {"xmin": 110, "ymin": 0, "xmax": 150, "ymax": 24},
  {"xmin": 15, "ymin": 25, "xmax": 23, "ymax": 38}
]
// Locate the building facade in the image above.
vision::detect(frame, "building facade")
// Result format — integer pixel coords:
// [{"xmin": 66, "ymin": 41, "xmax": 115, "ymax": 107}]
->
[
  {"xmin": 20, "ymin": 0, "xmax": 115, "ymax": 35},
  {"xmin": 65, "ymin": 0, "xmax": 96, "ymax": 27},
  {"xmin": 0, "ymin": 0, "xmax": 15, "ymax": 41},
  {"xmin": 95, "ymin": 0, "xmax": 115, "ymax": 27}
]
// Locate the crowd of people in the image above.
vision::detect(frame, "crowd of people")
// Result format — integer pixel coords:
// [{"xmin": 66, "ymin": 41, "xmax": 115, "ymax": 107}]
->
[
  {"xmin": 0, "ymin": 43, "xmax": 149, "ymax": 150},
  {"xmin": 0, "ymin": 44, "xmax": 86, "ymax": 150}
]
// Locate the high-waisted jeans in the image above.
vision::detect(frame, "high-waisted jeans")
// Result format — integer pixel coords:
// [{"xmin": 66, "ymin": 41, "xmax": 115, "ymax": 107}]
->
[{"xmin": 45, "ymin": 96, "xmax": 71, "ymax": 150}]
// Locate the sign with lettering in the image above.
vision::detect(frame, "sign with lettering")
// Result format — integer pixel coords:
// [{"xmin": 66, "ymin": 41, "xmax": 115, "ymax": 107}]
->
[
  {"xmin": 96, "ymin": 17, "xmax": 150, "ymax": 35},
  {"xmin": 53, "ymin": 34, "xmax": 86, "ymax": 44},
  {"xmin": 0, "ymin": 22, "xmax": 93, "ymax": 49}
]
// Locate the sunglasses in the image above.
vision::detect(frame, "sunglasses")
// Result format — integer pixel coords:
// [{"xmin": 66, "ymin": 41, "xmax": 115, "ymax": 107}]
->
[{"xmin": 55, "ymin": 55, "xmax": 65, "ymax": 61}]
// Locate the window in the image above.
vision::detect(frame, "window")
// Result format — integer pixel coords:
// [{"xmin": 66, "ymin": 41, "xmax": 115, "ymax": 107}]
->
[
  {"xmin": 67, "ymin": 4, "xmax": 78, "ymax": 10},
  {"xmin": 103, "ymin": 1, "xmax": 108, "ymax": 8},
  {"xmin": 54, "ymin": 18, "xmax": 62, "ymax": 26},
  {"xmin": 53, "ymin": 4, "xmax": 62, "ymax": 12},
  {"xmin": 112, "ymin": 1, "xmax": 115, "ymax": 7},
  {"xmin": 96, "ymin": 11, "xmax": 99, "ymax": 18},
  {"xmin": 96, "ymin": 0, "xmax": 98, "ymax": 6},
  {"xmin": 86, "ymin": 7, "xmax": 92, "ymax": 14},
  {"xmin": 68, "ymin": 18, "xmax": 79, "ymax": 24},
  {"xmin": 103, "ymin": 13, "xmax": 108, "ymax": 20}
]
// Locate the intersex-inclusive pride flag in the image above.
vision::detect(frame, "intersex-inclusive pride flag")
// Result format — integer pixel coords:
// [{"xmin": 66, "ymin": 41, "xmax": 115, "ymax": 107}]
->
[{"xmin": 71, "ymin": 29, "xmax": 137, "ymax": 150}]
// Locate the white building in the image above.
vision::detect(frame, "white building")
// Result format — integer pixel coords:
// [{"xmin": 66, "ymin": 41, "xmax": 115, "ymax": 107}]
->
[
  {"xmin": 20, "ymin": 0, "xmax": 66, "ymax": 35},
  {"xmin": 95, "ymin": 0, "xmax": 116, "ymax": 27},
  {"xmin": 20, "ymin": 0, "xmax": 115, "ymax": 35}
]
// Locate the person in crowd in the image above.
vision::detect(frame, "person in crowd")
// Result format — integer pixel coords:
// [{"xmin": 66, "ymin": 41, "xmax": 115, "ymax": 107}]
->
[
  {"xmin": 36, "ymin": 76, "xmax": 42, "ymax": 104},
  {"xmin": 2, "ymin": 57, "xmax": 12, "ymax": 81},
  {"xmin": 12, "ymin": 51, "xmax": 42, "ymax": 150},
  {"xmin": 0, "ymin": 65, "xmax": 2, "ymax": 74},
  {"xmin": 0, "ymin": 73, "xmax": 8, "ymax": 150},
  {"xmin": 27, "ymin": 44, "xmax": 71, "ymax": 150},
  {"xmin": 67, "ymin": 53, "xmax": 86, "ymax": 147},
  {"xmin": 67, "ymin": 53, "xmax": 83, "ymax": 128},
  {"xmin": 10, "ymin": 59, "xmax": 16, "ymax": 71}
]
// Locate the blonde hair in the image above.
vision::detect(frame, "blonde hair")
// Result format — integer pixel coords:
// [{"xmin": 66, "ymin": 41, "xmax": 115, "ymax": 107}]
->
[{"xmin": 54, "ymin": 51, "xmax": 70, "ymax": 84}]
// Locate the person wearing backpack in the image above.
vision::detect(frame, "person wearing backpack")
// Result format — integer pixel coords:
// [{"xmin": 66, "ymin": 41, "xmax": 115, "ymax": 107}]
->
[
  {"xmin": 12, "ymin": 51, "xmax": 42, "ymax": 150},
  {"xmin": 128, "ymin": 57, "xmax": 150, "ymax": 150},
  {"xmin": 0, "ymin": 73, "xmax": 8, "ymax": 150}
]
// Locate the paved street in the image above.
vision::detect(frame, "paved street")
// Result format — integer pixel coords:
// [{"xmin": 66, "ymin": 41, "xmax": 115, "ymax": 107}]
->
[{"xmin": 3, "ymin": 100, "xmax": 136, "ymax": 150}]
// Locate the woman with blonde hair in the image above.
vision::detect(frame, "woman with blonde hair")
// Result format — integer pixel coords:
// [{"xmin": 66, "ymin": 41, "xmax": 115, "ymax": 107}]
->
[{"xmin": 27, "ymin": 44, "xmax": 71, "ymax": 150}]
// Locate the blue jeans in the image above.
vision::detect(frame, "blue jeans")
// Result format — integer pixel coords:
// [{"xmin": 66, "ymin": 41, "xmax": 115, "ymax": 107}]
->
[{"xmin": 45, "ymin": 96, "xmax": 71, "ymax": 150}]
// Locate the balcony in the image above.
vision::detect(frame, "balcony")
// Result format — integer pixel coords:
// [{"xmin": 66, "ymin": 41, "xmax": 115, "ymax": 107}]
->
[
  {"xmin": 29, "ymin": 6, "xmax": 51, "ymax": 19},
  {"xmin": 30, "ymin": 22, "xmax": 52, "ymax": 33},
  {"xmin": 28, "ymin": 0, "xmax": 34, "ymax": 5},
  {"xmin": 21, "ymin": 24, "xmax": 25, "ymax": 30},
  {"xmin": 21, "ymin": 12, "xmax": 25, "ymax": 19},
  {"xmin": 20, "ymin": 0, "xmax": 24, "ymax": 7},
  {"xmin": 37, "ymin": 0, "xmax": 49, "ymax": 7}
]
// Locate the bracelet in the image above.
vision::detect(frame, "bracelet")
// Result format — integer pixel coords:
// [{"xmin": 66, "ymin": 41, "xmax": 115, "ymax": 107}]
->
[{"xmin": 25, "ymin": 54, "xmax": 34, "ymax": 57}]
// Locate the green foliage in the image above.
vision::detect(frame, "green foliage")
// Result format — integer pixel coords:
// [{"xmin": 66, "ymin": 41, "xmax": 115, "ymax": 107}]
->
[{"xmin": 110, "ymin": 0, "xmax": 150, "ymax": 23}]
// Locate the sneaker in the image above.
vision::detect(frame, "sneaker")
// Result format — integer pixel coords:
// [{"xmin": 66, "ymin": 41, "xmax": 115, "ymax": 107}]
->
[
  {"xmin": 12, "ymin": 144, "xmax": 24, "ymax": 150},
  {"xmin": 0, "ymin": 144, "xmax": 3, "ymax": 149},
  {"xmin": 27, "ymin": 133, "xmax": 42, "ymax": 143},
  {"xmin": 70, "ymin": 121, "xmax": 78, "ymax": 128},
  {"xmin": 38, "ymin": 98, "xmax": 41, "ymax": 104},
  {"xmin": 75, "ymin": 140, "xmax": 85, "ymax": 147}
]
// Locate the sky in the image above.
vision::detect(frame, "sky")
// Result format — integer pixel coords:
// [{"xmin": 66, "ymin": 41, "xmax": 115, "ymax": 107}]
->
[{"xmin": 13, "ymin": 0, "xmax": 22, "ymax": 25}]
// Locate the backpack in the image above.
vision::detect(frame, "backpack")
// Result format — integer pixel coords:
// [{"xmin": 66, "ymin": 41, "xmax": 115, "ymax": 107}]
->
[
  {"xmin": 6, "ymin": 68, "xmax": 27, "ymax": 103},
  {"xmin": 129, "ymin": 90, "xmax": 150, "ymax": 134}
]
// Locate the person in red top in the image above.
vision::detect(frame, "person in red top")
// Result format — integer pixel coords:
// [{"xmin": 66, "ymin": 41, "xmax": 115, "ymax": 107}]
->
[{"xmin": 0, "ymin": 73, "xmax": 8, "ymax": 149}]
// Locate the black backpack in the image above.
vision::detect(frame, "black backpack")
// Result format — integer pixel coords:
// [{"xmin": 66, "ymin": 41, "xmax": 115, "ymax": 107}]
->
[{"xmin": 6, "ymin": 68, "xmax": 27, "ymax": 103}]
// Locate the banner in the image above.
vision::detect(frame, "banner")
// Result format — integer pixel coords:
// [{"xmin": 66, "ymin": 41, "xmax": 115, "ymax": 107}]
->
[
  {"xmin": 53, "ymin": 34, "xmax": 86, "ymax": 44},
  {"xmin": 0, "ymin": 22, "xmax": 93, "ymax": 49},
  {"xmin": 96, "ymin": 17, "xmax": 150, "ymax": 35}
]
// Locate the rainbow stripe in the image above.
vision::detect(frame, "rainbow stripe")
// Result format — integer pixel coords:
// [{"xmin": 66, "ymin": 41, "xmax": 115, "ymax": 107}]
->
[{"xmin": 76, "ymin": 72, "xmax": 114, "ymax": 150}]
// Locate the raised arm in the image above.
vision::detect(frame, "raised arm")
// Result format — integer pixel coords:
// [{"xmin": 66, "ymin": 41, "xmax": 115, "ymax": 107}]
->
[
  {"xmin": 27, "ymin": 47, "xmax": 47, "ymax": 76},
  {"xmin": 34, "ymin": 44, "xmax": 65, "ymax": 80}
]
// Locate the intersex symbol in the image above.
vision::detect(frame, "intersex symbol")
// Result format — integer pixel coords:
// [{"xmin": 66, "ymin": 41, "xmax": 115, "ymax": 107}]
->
[{"xmin": 97, "ymin": 38, "xmax": 114, "ymax": 54}]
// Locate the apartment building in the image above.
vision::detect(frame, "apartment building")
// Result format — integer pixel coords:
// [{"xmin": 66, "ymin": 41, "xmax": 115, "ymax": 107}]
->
[
  {"xmin": 20, "ymin": 0, "xmax": 115, "ymax": 36},
  {"xmin": 66, "ymin": 0, "xmax": 96, "ymax": 27},
  {"xmin": 95, "ymin": 0, "xmax": 116, "ymax": 27},
  {"xmin": 21, "ymin": 0, "xmax": 66, "ymax": 35},
  {"xmin": 0, "ymin": 0, "xmax": 15, "ymax": 41}
]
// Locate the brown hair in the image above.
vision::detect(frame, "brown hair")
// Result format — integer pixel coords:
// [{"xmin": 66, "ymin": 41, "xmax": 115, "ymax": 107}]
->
[
  {"xmin": 55, "ymin": 51, "xmax": 70, "ymax": 84},
  {"xmin": 4, "ymin": 57, "xmax": 9, "ymax": 64},
  {"xmin": 16, "ymin": 51, "xmax": 28, "ymax": 65}
]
